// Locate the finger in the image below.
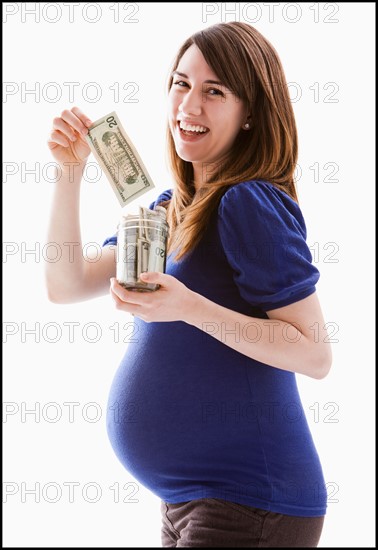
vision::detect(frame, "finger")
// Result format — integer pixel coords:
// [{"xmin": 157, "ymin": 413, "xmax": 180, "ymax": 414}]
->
[
  {"xmin": 47, "ymin": 140, "xmax": 59, "ymax": 151},
  {"xmin": 48, "ymin": 130, "xmax": 70, "ymax": 148},
  {"xmin": 110, "ymin": 287, "xmax": 140, "ymax": 315},
  {"xmin": 110, "ymin": 278, "xmax": 144, "ymax": 305},
  {"xmin": 140, "ymin": 271, "xmax": 168, "ymax": 287},
  {"xmin": 60, "ymin": 108, "xmax": 90, "ymax": 137},
  {"xmin": 53, "ymin": 117, "xmax": 77, "ymax": 142},
  {"xmin": 71, "ymin": 106, "xmax": 93, "ymax": 129}
]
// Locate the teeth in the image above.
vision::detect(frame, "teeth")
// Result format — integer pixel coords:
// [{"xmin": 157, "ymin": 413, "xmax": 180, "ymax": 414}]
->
[{"xmin": 179, "ymin": 121, "xmax": 208, "ymax": 133}]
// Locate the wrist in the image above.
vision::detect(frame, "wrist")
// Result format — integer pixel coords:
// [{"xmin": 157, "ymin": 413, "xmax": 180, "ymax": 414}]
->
[
  {"xmin": 59, "ymin": 160, "xmax": 88, "ymax": 181},
  {"xmin": 183, "ymin": 290, "xmax": 205, "ymax": 327}
]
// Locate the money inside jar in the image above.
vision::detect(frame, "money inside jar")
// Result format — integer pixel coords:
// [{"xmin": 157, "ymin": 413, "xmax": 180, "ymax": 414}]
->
[{"xmin": 116, "ymin": 205, "xmax": 169, "ymax": 292}]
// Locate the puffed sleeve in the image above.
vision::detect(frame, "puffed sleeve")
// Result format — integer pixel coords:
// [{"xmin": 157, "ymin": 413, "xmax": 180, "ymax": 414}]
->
[
  {"xmin": 148, "ymin": 188, "xmax": 173, "ymax": 211},
  {"xmin": 217, "ymin": 180, "xmax": 320, "ymax": 312},
  {"xmin": 102, "ymin": 188, "xmax": 173, "ymax": 247}
]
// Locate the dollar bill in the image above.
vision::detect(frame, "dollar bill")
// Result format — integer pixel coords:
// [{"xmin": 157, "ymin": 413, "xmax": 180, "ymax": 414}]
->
[
  {"xmin": 146, "ymin": 227, "xmax": 167, "ymax": 274},
  {"xmin": 116, "ymin": 220, "xmax": 138, "ymax": 286},
  {"xmin": 137, "ymin": 239, "xmax": 150, "ymax": 278},
  {"xmin": 143, "ymin": 207, "xmax": 168, "ymax": 274},
  {"xmin": 85, "ymin": 111, "xmax": 155, "ymax": 207},
  {"xmin": 137, "ymin": 206, "xmax": 168, "ymax": 276}
]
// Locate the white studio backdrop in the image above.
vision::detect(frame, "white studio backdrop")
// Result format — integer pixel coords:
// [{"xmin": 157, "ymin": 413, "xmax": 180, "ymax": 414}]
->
[{"xmin": 2, "ymin": 2, "xmax": 375, "ymax": 547}]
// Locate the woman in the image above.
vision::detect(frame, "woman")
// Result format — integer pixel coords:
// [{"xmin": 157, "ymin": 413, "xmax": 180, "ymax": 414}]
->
[{"xmin": 46, "ymin": 22, "xmax": 332, "ymax": 548}]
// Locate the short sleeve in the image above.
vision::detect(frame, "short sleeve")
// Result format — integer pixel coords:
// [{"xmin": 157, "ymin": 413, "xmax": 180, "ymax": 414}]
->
[
  {"xmin": 148, "ymin": 188, "xmax": 173, "ymax": 210},
  {"xmin": 217, "ymin": 180, "xmax": 320, "ymax": 311},
  {"xmin": 102, "ymin": 188, "xmax": 173, "ymax": 247}
]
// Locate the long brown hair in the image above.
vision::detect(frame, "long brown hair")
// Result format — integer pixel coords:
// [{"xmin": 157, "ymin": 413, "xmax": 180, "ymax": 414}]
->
[{"xmin": 162, "ymin": 22, "xmax": 298, "ymax": 262}]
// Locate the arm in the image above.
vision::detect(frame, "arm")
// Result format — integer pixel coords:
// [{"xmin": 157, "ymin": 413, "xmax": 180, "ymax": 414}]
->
[
  {"xmin": 184, "ymin": 290, "xmax": 332, "ymax": 380},
  {"xmin": 197, "ymin": 181, "xmax": 332, "ymax": 378},
  {"xmin": 109, "ymin": 271, "xmax": 332, "ymax": 380},
  {"xmin": 45, "ymin": 107, "xmax": 116, "ymax": 304}
]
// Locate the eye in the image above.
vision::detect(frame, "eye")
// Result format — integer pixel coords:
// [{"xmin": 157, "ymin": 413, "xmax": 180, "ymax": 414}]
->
[
  {"xmin": 206, "ymin": 88, "xmax": 224, "ymax": 97},
  {"xmin": 173, "ymin": 80, "xmax": 189, "ymax": 88}
]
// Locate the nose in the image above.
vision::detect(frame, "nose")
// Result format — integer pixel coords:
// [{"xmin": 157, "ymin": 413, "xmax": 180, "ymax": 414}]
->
[{"xmin": 179, "ymin": 88, "xmax": 202, "ymax": 117}]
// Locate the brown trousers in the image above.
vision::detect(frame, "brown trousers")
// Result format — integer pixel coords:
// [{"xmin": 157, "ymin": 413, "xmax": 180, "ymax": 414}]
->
[{"xmin": 161, "ymin": 498, "xmax": 325, "ymax": 548}]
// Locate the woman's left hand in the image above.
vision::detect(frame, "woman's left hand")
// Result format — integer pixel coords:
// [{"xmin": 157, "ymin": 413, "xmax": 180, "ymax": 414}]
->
[{"xmin": 110, "ymin": 272, "xmax": 196, "ymax": 323}]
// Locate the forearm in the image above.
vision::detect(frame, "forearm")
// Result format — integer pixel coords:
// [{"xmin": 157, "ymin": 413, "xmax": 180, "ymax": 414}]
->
[
  {"xmin": 45, "ymin": 163, "xmax": 87, "ymax": 299},
  {"xmin": 185, "ymin": 292, "xmax": 328, "ymax": 379}
]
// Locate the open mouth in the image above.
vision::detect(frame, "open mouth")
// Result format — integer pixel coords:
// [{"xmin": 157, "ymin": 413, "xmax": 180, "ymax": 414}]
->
[{"xmin": 177, "ymin": 121, "xmax": 210, "ymax": 137}]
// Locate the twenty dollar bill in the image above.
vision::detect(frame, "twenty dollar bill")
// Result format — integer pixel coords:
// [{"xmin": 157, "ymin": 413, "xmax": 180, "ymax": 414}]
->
[{"xmin": 85, "ymin": 112, "xmax": 155, "ymax": 207}]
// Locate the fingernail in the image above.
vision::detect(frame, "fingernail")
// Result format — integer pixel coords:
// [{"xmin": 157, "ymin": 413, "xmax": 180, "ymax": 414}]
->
[
  {"xmin": 85, "ymin": 120, "xmax": 92, "ymax": 127},
  {"xmin": 81, "ymin": 128, "xmax": 88, "ymax": 136},
  {"xmin": 71, "ymin": 135, "xmax": 77, "ymax": 141}
]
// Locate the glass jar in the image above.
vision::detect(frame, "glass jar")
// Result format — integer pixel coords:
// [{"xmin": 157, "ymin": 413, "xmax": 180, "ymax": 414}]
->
[{"xmin": 116, "ymin": 208, "xmax": 169, "ymax": 292}]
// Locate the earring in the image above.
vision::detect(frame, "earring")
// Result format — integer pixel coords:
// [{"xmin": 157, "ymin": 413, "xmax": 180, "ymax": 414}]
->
[{"xmin": 243, "ymin": 123, "xmax": 250, "ymax": 130}]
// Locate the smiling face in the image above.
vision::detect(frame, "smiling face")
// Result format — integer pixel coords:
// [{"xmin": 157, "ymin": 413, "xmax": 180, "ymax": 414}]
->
[{"xmin": 168, "ymin": 44, "xmax": 248, "ymax": 185}]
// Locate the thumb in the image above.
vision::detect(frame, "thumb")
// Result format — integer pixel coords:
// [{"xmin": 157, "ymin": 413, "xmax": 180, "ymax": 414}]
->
[{"xmin": 140, "ymin": 271, "xmax": 164, "ymax": 283}]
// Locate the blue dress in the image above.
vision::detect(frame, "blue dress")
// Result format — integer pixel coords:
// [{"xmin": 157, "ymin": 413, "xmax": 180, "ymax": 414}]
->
[{"xmin": 103, "ymin": 180, "xmax": 327, "ymax": 517}]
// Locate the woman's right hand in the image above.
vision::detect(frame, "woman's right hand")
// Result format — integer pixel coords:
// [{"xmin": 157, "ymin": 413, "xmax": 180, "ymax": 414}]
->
[{"xmin": 47, "ymin": 106, "xmax": 93, "ymax": 169}]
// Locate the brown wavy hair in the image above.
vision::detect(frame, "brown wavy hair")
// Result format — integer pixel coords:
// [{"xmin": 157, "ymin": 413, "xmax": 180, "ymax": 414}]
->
[{"xmin": 161, "ymin": 22, "xmax": 298, "ymax": 262}]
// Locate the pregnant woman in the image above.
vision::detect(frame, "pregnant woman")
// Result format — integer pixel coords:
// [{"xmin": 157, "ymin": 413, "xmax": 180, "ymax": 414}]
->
[{"xmin": 46, "ymin": 22, "xmax": 332, "ymax": 548}]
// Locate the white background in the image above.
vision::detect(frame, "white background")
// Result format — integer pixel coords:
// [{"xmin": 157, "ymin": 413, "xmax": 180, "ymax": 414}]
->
[{"xmin": 3, "ymin": 2, "xmax": 375, "ymax": 547}]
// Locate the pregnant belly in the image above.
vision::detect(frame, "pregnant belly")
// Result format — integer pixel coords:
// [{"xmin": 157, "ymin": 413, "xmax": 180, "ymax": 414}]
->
[
  {"xmin": 105, "ymin": 320, "xmax": 265, "ymax": 491},
  {"xmin": 105, "ymin": 321, "xmax": 327, "ymax": 511},
  {"xmin": 106, "ymin": 352, "xmax": 188, "ymax": 476}
]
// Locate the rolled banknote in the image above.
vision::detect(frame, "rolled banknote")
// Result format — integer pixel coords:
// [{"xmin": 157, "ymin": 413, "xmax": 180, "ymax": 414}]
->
[
  {"xmin": 138, "ymin": 206, "xmax": 168, "ymax": 275},
  {"xmin": 116, "ymin": 207, "xmax": 169, "ymax": 291},
  {"xmin": 146, "ymin": 225, "xmax": 168, "ymax": 274},
  {"xmin": 85, "ymin": 112, "xmax": 155, "ymax": 207},
  {"xmin": 116, "ymin": 218, "xmax": 138, "ymax": 286}
]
